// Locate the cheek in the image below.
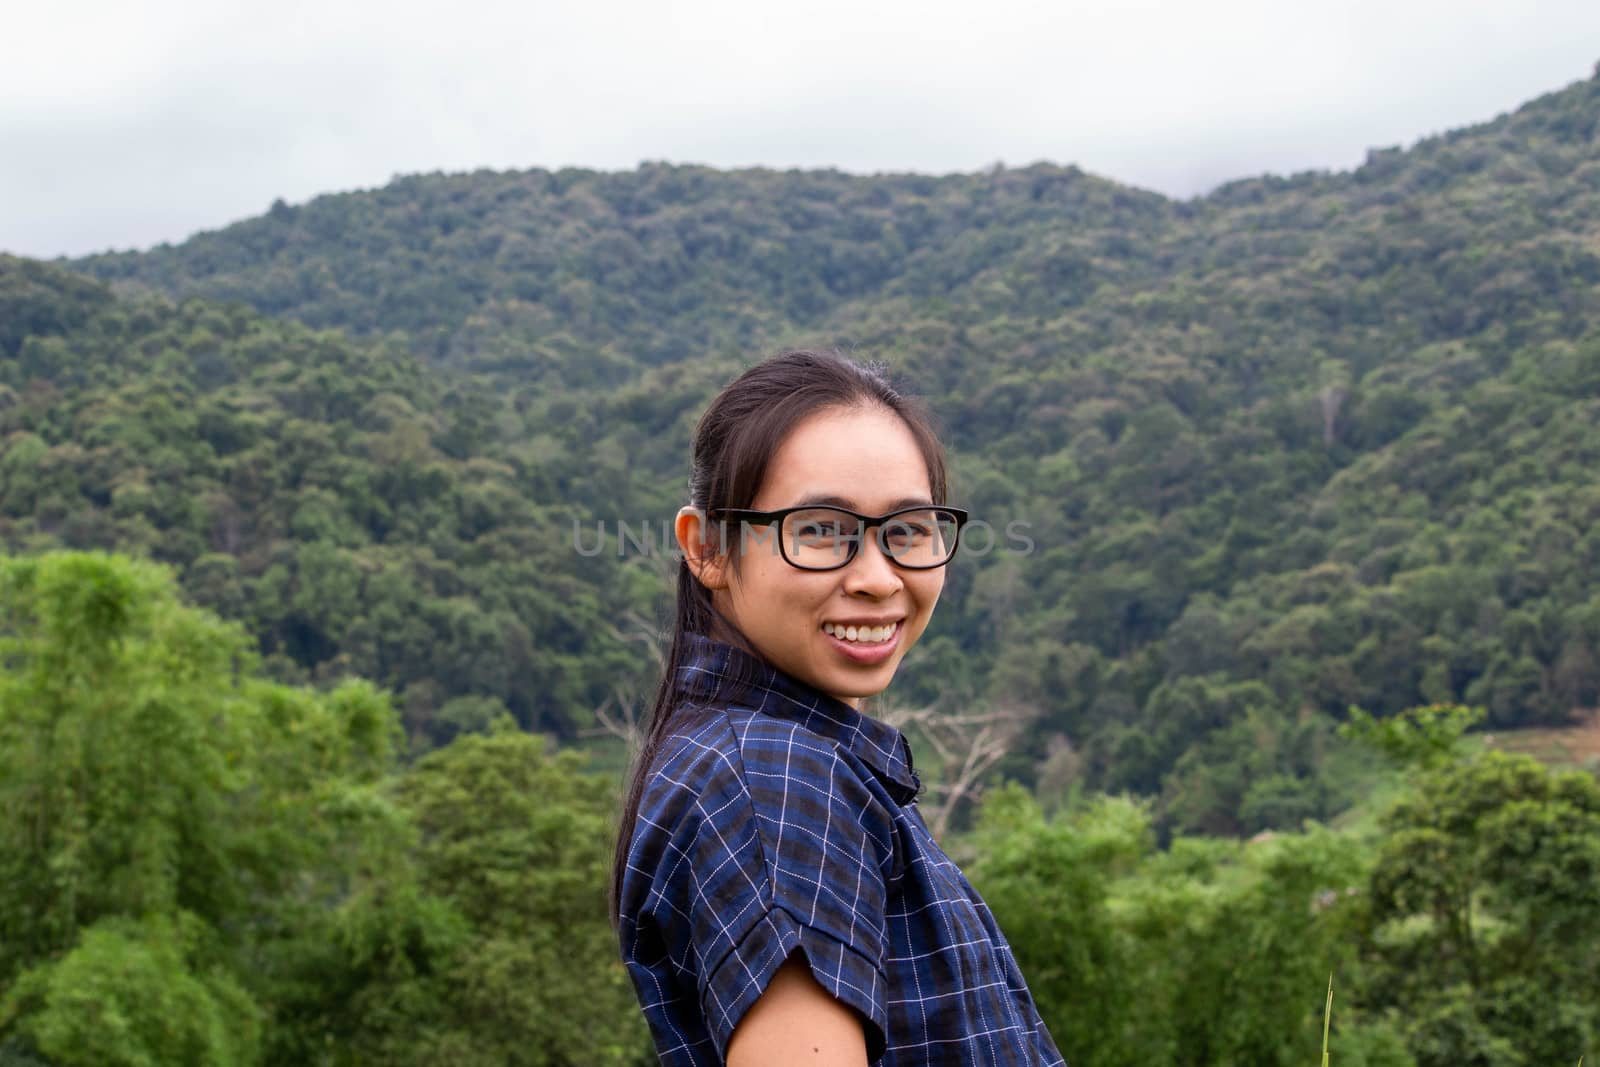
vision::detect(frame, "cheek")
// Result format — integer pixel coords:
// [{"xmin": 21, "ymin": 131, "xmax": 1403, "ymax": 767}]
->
[
  {"xmin": 731, "ymin": 554, "xmax": 818, "ymax": 618},
  {"xmin": 915, "ymin": 570, "xmax": 946, "ymax": 607},
  {"xmin": 907, "ymin": 573, "xmax": 945, "ymax": 631}
]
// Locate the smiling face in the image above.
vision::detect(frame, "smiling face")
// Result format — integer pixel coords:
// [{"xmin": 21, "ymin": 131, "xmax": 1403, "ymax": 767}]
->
[{"xmin": 695, "ymin": 403, "xmax": 946, "ymax": 708}]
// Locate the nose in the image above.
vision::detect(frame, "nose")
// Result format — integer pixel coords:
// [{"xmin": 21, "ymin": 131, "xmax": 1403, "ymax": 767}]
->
[{"xmin": 842, "ymin": 531, "xmax": 903, "ymax": 598}]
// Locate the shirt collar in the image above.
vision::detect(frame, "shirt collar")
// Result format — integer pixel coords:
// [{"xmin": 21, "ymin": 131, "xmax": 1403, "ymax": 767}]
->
[{"xmin": 673, "ymin": 631, "xmax": 922, "ymax": 805}]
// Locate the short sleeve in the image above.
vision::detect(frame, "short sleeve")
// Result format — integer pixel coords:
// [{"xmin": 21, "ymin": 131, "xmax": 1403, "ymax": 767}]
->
[{"xmin": 641, "ymin": 713, "xmax": 897, "ymax": 1061}]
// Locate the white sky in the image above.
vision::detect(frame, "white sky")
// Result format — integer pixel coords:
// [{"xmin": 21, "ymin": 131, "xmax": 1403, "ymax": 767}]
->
[{"xmin": 5, "ymin": 0, "xmax": 1599, "ymax": 258}]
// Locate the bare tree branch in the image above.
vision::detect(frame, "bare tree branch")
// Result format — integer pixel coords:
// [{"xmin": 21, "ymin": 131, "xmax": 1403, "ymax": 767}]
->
[
  {"xmin": 581, "ymin": 610, "xmax": 667, "ymax": 746},
  {"xmin": 879, "ymin": 698, "xmax": 1033, "ymax": 839}
]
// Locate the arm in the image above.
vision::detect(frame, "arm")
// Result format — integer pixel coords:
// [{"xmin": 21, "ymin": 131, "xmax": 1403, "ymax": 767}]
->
[{"xmin": 726, "ymin": 954, "xmax": 871, "ymax": 1067}]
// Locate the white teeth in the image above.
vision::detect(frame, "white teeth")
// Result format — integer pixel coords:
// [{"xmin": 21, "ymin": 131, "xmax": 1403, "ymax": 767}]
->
[{"xmin": 824, "ymin": 622, "xmax": 898, "ymax": 644}]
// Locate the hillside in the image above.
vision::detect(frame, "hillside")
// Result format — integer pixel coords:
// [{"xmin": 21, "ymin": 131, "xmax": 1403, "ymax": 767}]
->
[
  {"xmin": 5, "ymin": 65, "xmax": 1599, "ymax": 832},
  {"xmin": 74, "ymin": 164, "xmax": 1173, "ymax": 371},
  {"xmin": 0, "ymin": 257, "xmax": 638, "ymax": 743}
]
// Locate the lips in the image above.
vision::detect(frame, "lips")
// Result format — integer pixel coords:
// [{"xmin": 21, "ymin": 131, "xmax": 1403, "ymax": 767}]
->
[
  {"xmin": 821, "ymin": 619, "xmax": 903, "ymax": 665},
  {"xmin": 822, "ymin": 619, "xmax": 900, "ymax": 644},
  {"xmin": 822, "ymin": 617, "xmax": 903, "ymax": 628}
]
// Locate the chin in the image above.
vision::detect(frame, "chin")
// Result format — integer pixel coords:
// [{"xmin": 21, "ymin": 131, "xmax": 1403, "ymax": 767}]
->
[{"xmin": 831, "ymin": 670, "xmax": 896, "ymax": 702}]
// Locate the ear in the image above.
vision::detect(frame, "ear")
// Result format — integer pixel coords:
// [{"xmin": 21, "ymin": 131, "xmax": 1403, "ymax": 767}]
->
[{"xmin": 676, "ymin": 506, "xmax": 730, "ymax": 590}]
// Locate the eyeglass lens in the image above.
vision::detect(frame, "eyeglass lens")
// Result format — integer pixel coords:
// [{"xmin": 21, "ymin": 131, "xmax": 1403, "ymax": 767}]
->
[{"xmin": 779, "ymin": 508, "xmax": 958, "ymax": 569}]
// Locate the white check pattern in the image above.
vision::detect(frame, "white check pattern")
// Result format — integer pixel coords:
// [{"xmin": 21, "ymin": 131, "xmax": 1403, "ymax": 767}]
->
[{"xmin": 618, "ymin": 633, "xmax": 1066, "ymax": 1065}]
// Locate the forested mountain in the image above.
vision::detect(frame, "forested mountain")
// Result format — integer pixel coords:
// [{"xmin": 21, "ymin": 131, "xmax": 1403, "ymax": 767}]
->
[
  {"xmin": 0, "ymin": 257, "xmax": 636, "ymax": 741},
  {"xmin": 7, "ymin": 64, "xmax": 1600, "ymax": 837},
  {"xmin": 74, "ymin": 163, "xmax": 1173, "ymax": 371}
]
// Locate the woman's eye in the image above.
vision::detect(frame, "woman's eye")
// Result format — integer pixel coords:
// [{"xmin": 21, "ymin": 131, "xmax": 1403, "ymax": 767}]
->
[{"xmin": 885, "ymin": 523, "xmax": 930, "ymax": 542}]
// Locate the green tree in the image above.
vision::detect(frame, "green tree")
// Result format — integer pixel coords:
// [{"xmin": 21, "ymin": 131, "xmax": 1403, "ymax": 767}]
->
[
  {"xmin": 970, "ymin": 786, "xmax": 1390, "ymax": 1066},
  {"xmin": 1363, "ymin": 750, "xmax": 1600, "ymax": 1065},
  {"xmin": 308, "ymin": 725, "xmax": 649, "ymax": 1065},
  {"xmin": 969, "ymin": 786, "xmax": 1156, "ymax": 1064},
  {"xmin": 0, "ymin": 551, "xmax": 401, "ymax": 1066},
  {"xmin": 2, "ymin": 917, "xmax": 260, "ymax": 1067}
]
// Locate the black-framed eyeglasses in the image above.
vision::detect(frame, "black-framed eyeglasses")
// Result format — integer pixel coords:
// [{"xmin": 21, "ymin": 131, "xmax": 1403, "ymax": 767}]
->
[{"xmin": 707, "ymin": 504, "xmax": 969, "ymax": 571}]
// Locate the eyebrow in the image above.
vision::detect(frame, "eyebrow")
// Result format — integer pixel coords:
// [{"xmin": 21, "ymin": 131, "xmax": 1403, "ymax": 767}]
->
[{"xmin": 791, "ymin": 494, "xmax": 936, "ymax": 511}]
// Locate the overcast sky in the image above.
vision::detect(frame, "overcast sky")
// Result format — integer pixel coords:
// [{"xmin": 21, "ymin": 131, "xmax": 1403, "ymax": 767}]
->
[{"xmin": 6, "ymin": 0, "xmax": 1599, "ymax": 259}]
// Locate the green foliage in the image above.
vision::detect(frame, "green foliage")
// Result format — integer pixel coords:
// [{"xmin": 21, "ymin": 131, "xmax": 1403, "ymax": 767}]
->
[
  {"xmin": 0, "ymin": 254, "xmax": 113, "ymax": 359},
  {"xmin": 968, "ymin": 786, "xmax": 1155, "ymax": 1062},
  {"xmin": 14, "ymin": 67, "xmax": 1600, "ymax": 834},
  {"xmin": 970, "ymin": 786, "xmax": 1381, "ymax": 1066},
  {"xmin": 0, "ymin": 552, "xmax": 253, "ymax": 975},
  {"xmin": 0, "ymin": 262, "xmax": 643, "ymax": 740},
  {"xmin": 0, "ymin": 916, "xmax": 260, "ymax": 1067},
  {"xmin": 4, "ymin": 552, "xmax": 1599, "ymax": 1063},
  {"xmin": 1339, "ymin": 703, "xmax": 1486, "ymax": 770},
  {"xmin": 2, "ymin": 78, "xmax": 1600, "ymax": 1065},
  {"xmin": 972, "ymin": 741, "xmax": 1600, "ymax": 1064},
  {"xmin": 0, "ymin": 551, "xmax": 406, "ymax": 1063},
  {"xmin": 0, "ymin": 550, "xmax": 649, "ymax": 1066},
  {"xmin": 1362, "ymin": 751, "xmax": 1600, "ymax": 1065},
  {"xmin": 265, "ymin": 728, "xmax": 651, "ymax": 1065},
  {"xmin": 379, "ymin": 728, "xmax": 647, "ymax": 1065}
]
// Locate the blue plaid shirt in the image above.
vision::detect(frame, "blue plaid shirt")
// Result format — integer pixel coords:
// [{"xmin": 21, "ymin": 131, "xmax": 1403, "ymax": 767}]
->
[{"xmin": 618, "ymin": 633, "xmax": 1066, "ymax": 1065}]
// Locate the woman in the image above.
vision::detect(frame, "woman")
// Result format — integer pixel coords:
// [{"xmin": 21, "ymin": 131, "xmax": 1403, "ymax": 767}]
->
[{"xmin": 612, "ymin": 350, "xmax": 1064, "ymax": 1066}]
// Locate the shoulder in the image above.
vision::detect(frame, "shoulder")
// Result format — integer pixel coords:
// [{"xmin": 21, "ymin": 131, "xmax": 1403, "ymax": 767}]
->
[
  {"xmin": 645, "ymin": 703, "xmax": 883, "ymax": 824},
  {"xmin": 636, "ymin": 702, "xmax": 898, "ymax": 874},
  {"xmin": 621, "ymin": 702, "xmax": 901, "ymax": 1060}
]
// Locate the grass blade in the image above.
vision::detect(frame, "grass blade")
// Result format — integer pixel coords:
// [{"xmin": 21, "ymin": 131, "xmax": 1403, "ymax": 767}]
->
[{"xmin": 1321, "ymin": 974, "xmax": 1334, "ymax": 1067}]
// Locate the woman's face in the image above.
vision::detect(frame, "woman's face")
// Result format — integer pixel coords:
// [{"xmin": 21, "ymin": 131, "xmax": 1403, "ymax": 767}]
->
[{"xmin": 697, "ymin": 404, "xmax": 946, "ymax": 709}]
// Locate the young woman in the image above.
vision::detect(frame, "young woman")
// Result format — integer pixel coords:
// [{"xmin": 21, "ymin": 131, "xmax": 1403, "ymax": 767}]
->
[{"xmin": 612, "ymin": 350, "xmax": 1064, "ymax": 1066}]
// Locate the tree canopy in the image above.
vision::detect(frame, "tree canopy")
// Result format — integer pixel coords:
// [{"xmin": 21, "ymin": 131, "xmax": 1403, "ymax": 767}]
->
[
  {"xmin": 6, "ymin": 66, "xmax": 1600, "ymax": 834},
  {"xmin": 0, "ymin": 551, "xmax": 646, "ymax": 1066},
  {"xmin": 6, "ymin": 61, "xmax": 1600, "ymax": 1065}
]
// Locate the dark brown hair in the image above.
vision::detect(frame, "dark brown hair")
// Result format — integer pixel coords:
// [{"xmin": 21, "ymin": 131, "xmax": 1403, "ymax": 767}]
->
[{"xmin": 609, "ymin": 349, "xmax": 950, "ymax": 924}]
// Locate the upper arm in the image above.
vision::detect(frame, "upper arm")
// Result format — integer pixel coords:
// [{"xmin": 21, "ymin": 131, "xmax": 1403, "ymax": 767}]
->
[
  {"xmin": 726, "ymin": 953, "xmax": 870, "ymax": 1067},
  {"xmin": 633, "ymin": 717, "xmax": 897, "ymax": 1060}
]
